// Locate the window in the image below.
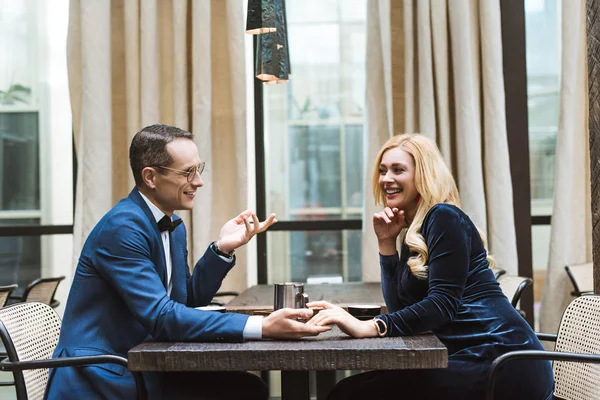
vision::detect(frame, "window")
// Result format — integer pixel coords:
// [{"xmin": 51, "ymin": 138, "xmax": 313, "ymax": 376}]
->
[
  {"xmin": 526, "ymin": 0, "xmax": 559, "ymax": 217},
  {"xmin": 260, "ymin": 0, "xmax": 367, "ymax": 283},
  {"xmin": 0, "ymin": 0, "xmax": 73, "ymax": 292},
  {"xmin": 524, "ymin": 0, "xmax": 560, "ymax": 318}
]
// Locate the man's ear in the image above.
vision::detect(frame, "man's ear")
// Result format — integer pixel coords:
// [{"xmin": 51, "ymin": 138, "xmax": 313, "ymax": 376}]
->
[{"xmin": 141, "ymin": 167, "xmax": 157, "ymax": 189}]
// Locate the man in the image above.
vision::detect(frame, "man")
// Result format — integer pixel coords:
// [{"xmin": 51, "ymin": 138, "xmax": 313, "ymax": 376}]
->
[{"xmin": 45, "ymin": 124, "xmax": 330, "ymax": 400}]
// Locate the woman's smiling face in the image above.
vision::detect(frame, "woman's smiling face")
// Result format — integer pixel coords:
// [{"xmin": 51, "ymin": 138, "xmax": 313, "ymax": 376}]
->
[{"xmin": 378, "ymin": 146, "xmax": 419, "ymax": 216}]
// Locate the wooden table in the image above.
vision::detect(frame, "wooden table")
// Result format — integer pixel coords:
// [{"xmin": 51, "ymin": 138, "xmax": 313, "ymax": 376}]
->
[
  {"xmin": 223, "ymin": 282, "xmax": 388, "ymax": 398},
  {"xmin": 225, "ymin": 282, "xmax": 388, "ymax": 315},
  {"xmin": 128, "ymin": 326, "xmax": 447, "ymax": 400}
]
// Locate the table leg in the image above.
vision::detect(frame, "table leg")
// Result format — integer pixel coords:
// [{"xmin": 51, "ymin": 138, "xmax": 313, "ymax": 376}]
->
[
  {"xmin": 316, "ymin": 371, "xmax": 337, "ymax": 400},
  {"xmin": 281, "ymin": 371, "xmax": 310, "ymax": 400}
]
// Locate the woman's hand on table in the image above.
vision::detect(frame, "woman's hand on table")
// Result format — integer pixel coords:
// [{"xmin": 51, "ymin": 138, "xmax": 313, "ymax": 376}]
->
[
  {"xmin": 306, "ymin": 301, "xmax": 378, "ymax": 339},
  {"xmin": 262, "ymin": 308, "xmax": 332, "ymax": 339}
]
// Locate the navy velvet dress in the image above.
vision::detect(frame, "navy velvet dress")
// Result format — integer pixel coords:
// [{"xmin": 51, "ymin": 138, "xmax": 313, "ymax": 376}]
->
[{"xmin": 327, "ymin": 204, "xmax": 554, "ymax": 400}]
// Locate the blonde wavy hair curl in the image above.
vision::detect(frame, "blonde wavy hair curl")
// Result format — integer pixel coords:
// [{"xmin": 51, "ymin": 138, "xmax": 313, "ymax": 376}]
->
[{"xmin": 372, "ymin": 134, "xmax": 495, "ymax": 279}]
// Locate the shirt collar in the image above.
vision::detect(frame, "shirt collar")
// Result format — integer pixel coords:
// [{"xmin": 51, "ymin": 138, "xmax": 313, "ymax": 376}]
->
[{"xmin": 138, "ymin": 191, "xmax": 169, "ymax": 223}]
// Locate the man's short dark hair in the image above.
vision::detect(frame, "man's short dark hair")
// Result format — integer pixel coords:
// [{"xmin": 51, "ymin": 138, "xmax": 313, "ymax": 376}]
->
[{"xmin": 129, "ymin": 124, "xmax": 194, "ymax": 186}]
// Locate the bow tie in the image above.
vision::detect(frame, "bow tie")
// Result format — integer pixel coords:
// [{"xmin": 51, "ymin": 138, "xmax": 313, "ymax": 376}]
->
[{"xmin": 158, "ymin": 215, "xmax": 183, "ymax": 233}]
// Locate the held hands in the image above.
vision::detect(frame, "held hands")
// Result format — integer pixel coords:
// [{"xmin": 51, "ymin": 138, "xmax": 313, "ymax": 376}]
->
[
  {"xmin": 262, "ymin": 308, "xmax": 332, "ymax": 339},
  {"xmin": 216, "ymin": 210, "xmax": 277, "ymax": 254},
  {"xmin": 305, "ymin": 301, "xmax": 378, "ymax": 339}
]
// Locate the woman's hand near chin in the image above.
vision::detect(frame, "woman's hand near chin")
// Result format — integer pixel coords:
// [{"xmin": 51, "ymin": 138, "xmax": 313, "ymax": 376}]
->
[
  {"xmin": 305, "ymin": 301, "xmax": 378, "ymax": 339},
  {"xmin": 373, "ymin": 207, "xmax": 406, "ymax": 255}
]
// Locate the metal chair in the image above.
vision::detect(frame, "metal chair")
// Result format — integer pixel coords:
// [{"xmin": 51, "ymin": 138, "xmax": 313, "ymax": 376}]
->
[
  {"xmin": 0, "ymin": 302, "xmax": 147, "ymax": 400},
  {"xmin": 9, "ymin": 276, "xmax": 65, "ymax": 309},
  {"xmin": 565, "ymin": 263, "xmax": 594, "ymax": 297},
  {"xmin": 0, "ymin": 284, "xmax": 18, "ymax": 387},
  {"xmin": 497, "ymin": 274, "xmax": 532, "ymax": 309},
  {"xmin": 486, "ymin": 295, "xmax": 600, "ymax": 400},
  {"xmin": 0, "ymin": 285, "xmax": 18, "ymax": 308}
]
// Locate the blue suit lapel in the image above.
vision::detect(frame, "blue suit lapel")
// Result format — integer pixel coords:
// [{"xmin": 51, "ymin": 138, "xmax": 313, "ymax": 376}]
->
[{"xmin": 128, "ymin": 189, "xmax": 169, "ymax": 290}]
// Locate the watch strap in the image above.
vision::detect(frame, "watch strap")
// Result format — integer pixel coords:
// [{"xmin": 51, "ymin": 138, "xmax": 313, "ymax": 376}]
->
[
  {"xmin": 372, "ymin": 318, "xmax": 388, "ymax": 337},
  {"xmin": 211, "ymin": 241, "xmax": 234, "ymax": 259}
]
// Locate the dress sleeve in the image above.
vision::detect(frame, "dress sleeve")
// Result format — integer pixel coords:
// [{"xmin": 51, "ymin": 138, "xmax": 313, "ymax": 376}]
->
[
  {"xmin": 377, "ymin": 205, "xmax": 471, "ymax": 336},
  {"xmin": 379, "ymin": 252, "xmax": 404, "ymax": 313}
]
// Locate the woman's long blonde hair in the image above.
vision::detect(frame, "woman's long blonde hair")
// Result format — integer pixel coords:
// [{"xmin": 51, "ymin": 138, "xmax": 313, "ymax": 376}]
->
[{"xmin": 372, "ymin": 134, "xmax": 495, "ymax": 279}]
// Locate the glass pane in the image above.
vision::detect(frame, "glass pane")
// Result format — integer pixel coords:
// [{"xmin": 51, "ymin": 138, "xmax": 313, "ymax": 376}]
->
[
  {"xmin": 0, "ymin": 0, "xmax": 37, "ymax": 107},
  {"xmin": 0, "ymin": 0, "xmax": 72, "ymax": 313},
  {"xmin": 0, "ymin": 221, "xmax": 41, "ymax": 289},
  {"xmin": 267, "ymin": 230, "xmax": 362, "ymax": 283},
  {"xmin": 288, "ymin": 24, "xmax": 341, "ymax": 120},
  {"xmin": 531, "ymin": 224, "xmax": 552, "ymax": 330},
  {"xmin": 264, "ymin": 0, "xmax": 367, "ymax": 281},
  {"xmin": 525, "ymin": 0, "xmax": 560, "ymax": 215},
  {"xmin": 340, "ymin": 0, "xmax": 367, "ymax": 22},
  {"xmin": 287, "ymin": 0, "xmax": 339, "ymax": 23},
  {"xmin": 265, "ymin": 0, "xmax": 366, "ymax": 217},
  {"xmin": 289, "ymin": 125, "xmax": 341, "ymax": 211},
  {"xmin": 345, "ymin": 124, "xmax": 363, "ymax": 210},
  {"xmin": 342, "ymin": 25, "xmax": 366, "ymax": 118},
  {"xmin": 0, "ymin": 112, "xmax": 39, "ymax": 210}
]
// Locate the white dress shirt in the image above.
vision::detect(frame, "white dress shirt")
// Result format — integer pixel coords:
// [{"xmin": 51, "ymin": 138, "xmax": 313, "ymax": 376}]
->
[{"xmin": 138, "ymin": 192, "xmax": 262, "ymax": 339}]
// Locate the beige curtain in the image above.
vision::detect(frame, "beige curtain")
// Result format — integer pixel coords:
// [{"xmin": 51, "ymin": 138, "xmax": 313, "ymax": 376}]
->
[
  {"xmin": 363, "ymin": 0, "xmax": 517, "ymax": 281},
  {"xmin": 68, "ymin": 0, "xmax": 249, "ymax": 293},
  {"xmin": 539, "ymin": 0, "xmax": 592, "ymax": 334}
]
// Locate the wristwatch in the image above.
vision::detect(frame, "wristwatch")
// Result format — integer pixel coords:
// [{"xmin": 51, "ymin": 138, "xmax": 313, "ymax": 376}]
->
[
  {"xmin": 372, "ymin": 318, "xmax": 388, "ymax": 337},
  {"xmin": 211, "ymin": 241, "xmax": 234, "ymax": 259}
]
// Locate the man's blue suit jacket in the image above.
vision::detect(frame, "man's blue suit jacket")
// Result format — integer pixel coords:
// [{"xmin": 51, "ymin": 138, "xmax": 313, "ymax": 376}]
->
[{"xmin": 44, "ymin": 188, "xmax": 250, "ymax": 399}]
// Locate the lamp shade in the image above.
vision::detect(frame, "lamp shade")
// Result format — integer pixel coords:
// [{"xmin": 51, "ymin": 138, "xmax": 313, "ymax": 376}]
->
[
  {"xmin": 256, "ymin": 32, "xmax": 287, "ymax": 82},
  {"xmin": 255, "ymin": 0, "xmax": 290, "ymax": 83},
  {"xmin": 246, "ymin": 0, "xmax": 277, "ymax": 34}
]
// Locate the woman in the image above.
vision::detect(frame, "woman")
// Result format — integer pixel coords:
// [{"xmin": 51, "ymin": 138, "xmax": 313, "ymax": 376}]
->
[{"xmin": 306, "ymin": 134, "xmax": 554, "ymax": 400}]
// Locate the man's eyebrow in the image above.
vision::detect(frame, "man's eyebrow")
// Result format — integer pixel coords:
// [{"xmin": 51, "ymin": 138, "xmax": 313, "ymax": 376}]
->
[{"xmin": 182, "ymin": 162, "xmax": 202, "ymax": 170}]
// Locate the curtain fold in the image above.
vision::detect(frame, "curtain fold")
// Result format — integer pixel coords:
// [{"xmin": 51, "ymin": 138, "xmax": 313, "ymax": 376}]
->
[
  {"xmin": 540, "ymin": 0, "xmax": 592, "ymax": 334},
  {"xmin": 363, "ymin": 0, "xmax": 395, "ymax": 282},
  {"xmin": 68, "ymin": 0, "xmax": 249, "ymax": 293},
  {"xmin": 363, "ymin": 0, "xmax": 517, "ymax": 281}
]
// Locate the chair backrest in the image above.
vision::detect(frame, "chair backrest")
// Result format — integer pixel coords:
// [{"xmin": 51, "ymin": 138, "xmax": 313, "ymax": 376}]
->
[
  {"xmin": 565, "ymin": 263, "xmax": 594, "ymax": 296},
  {"xmin": 497, "ymin": 275, "xmax": 532, "ymax": 308},
  {"xmin": 22, "ymin": 276, "xmax": 65, "ymax": 306},
  {"xmin": 0, "ymin": 302, "xmax": 61, "ymax": 400},
  {"xmin": 0, "ymin": 284, "xmax": 18, "ymax": 307},
  {"xmin": 553, "ymin": 295, "xmax": 600, "ymax": 400}
]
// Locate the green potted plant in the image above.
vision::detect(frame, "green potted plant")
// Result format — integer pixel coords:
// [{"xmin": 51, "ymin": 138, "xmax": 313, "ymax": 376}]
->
[{"xmin": 0, "ymin": 84, "xmax": 32, "ymax": 105}]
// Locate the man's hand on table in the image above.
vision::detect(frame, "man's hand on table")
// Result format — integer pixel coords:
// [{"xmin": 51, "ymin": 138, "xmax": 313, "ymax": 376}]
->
[{"xmin": 262, "ymin": 308, "xmax": 332, "ymax": 339}]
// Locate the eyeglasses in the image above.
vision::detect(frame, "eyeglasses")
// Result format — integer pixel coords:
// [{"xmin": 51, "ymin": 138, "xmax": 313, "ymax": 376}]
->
[{"xmin": 154, "ymin": 161, "xmax": 205, "ymax": 182}]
